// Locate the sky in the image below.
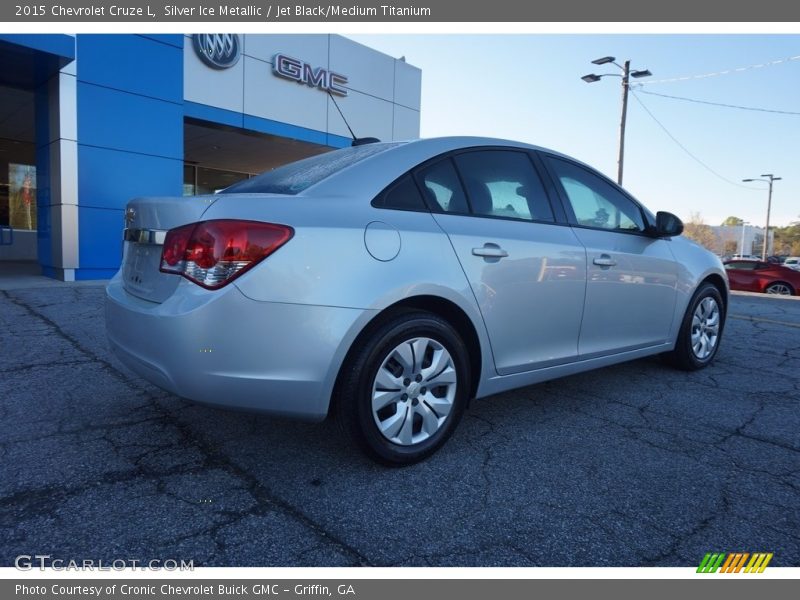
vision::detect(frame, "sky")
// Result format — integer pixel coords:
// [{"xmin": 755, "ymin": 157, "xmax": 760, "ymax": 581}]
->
[{"xmin": 350, "ymin": 34, "xmax": 799, "ymax": 228}]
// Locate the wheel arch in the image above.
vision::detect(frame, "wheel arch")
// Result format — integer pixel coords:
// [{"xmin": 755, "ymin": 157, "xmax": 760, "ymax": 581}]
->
[
  {"xmin": 328, "ymin": 294, "xmax": 484, "ymax": 419},
  {"xmin": 701, "ymin": 273, "xmax": 729, "ymax": 312}
]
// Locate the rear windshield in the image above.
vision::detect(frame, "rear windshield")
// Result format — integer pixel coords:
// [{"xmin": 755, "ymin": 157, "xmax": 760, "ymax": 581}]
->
[{"xmin": 222, "ymin": 142, "xmax": 405, "ymax": 195}]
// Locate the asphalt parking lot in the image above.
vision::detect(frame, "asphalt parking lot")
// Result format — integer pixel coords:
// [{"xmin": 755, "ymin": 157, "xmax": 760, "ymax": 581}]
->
[{"xmin": 1, "ymin": 281, "xmax": 798, "ymax": 567}]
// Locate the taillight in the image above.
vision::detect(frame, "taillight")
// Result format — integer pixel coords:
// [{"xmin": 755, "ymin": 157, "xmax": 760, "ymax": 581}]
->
[{"xmin": 159, "ymin": 220, "xmax": 293, "ymax": 289}]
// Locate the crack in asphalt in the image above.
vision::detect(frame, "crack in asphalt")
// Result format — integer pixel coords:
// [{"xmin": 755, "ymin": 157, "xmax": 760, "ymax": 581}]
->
[{"xmin": 0, "ymin": 289, "xmax": 371, "ymax": 567}]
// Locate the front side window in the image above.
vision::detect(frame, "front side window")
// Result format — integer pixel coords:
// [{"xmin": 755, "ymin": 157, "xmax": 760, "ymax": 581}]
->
[
  {"xmin": 546, "ymin": 157, "xmax": 645, "ymax": 232},
  {"xmin": 453, "ymin": 151, "xmax": 554, "ymax": 222}
]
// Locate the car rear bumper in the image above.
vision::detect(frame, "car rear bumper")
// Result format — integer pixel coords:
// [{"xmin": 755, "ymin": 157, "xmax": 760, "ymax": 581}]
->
[{"xmin": 105, "ymin": 273, "xmax": 370, "ymax": 420}]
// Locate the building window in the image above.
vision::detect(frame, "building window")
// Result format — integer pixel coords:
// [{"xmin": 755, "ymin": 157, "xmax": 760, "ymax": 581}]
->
[
  {"xmin": 183, "ymin": 165, "xmax": 252, "ymax": 196},
  {"xmin": 3, "ymin": 163, "xmax": 37, "ymax": 231}
]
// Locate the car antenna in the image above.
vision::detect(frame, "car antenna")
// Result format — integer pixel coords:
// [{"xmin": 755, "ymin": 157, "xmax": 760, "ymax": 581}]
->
[{"xmin": 327, "ymin": 91, "xmax": 381, "ymax": 147}]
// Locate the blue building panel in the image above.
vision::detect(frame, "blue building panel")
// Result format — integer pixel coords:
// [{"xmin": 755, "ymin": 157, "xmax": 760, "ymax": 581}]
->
[
  {"xmin": 77, "ymin": 82, "xmax": 183, "ymax": 160},
  {"xmin": 34, "ymin": 77, "xmax": 53, "ymax": 268},
  {"xmin": 77, "ymin": 35, "xmax": 182, "ymax": 103},
  {"xmin": 326, "ymin": 133, "xmax": 352, "ymax": 149},
  {"xmin": 77, "ymin": 145, "xmax": 183, "ymax": 211},
  {"xmin": 138, "ymin": 34, "xmax": 184, "ymax": 49},
  {"xmin": 243, "ymin": 113, "xmax": 329, "ymax": 146},
  {"xmin": 74, "ymin": 34, "xmax": 185, "ymax": 275},
  {"xmin": 184, "ymin": 101, "xmax": 244, "ymax": 129},
  {"xmin": 77, "ymin": 207, "xmax": 125, "ymax": 270},
  {"xmin": 35, "ymin": 193, "xmax": 52, "ymax": 268}
]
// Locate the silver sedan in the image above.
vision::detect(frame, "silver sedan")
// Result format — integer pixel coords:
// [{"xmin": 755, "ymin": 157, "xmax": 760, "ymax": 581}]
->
[{"xmin": 106, "ymin": 137, "xmax": 728, "ymax": 465}]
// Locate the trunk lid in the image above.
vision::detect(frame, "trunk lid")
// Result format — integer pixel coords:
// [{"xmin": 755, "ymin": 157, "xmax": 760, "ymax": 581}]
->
[{"xmin": 121, "ymin": 195, "xmax": 218, "ymax": 302}]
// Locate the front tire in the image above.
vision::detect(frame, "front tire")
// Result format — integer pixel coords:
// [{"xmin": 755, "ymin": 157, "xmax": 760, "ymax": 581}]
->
[
  {"xmin": 664, "ymin": 282, "xmax": 725, "ymax": 371},
  {"xmin": 336, "ymin": 311, "xmax": 470, "ymax": 466},
  {"xmin": 765, "ymin": 281, "xmax": 794, "ymax": 295}
]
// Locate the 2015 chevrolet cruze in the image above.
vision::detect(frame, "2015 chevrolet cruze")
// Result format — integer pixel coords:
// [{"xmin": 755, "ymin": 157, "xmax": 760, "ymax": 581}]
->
[{"xmin": 106, "ymin": 137, "xmax": 728, "ymax": 465}]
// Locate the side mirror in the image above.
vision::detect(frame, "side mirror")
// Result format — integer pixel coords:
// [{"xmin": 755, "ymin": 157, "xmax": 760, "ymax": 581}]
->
[{"xmin": 654, "ymin": 211, "xmax": 683, "ymax": 238}]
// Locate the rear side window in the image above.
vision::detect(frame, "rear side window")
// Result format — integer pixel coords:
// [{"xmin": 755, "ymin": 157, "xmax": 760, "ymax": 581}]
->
[
  {"xmin": 223, "ymin": 142, "xmax": 404, "ymax": 195},
  {"xmin": 416, "ymin": 159, "xmax": 470, "ymax": 214},
  {"xmin": 453, "ymin": 151, "xmax": 554, "ymax": 222},
  {"xmin": 372, "ymin": 174, "xmax": 427, "ymax": 211},
  {"xmin": 724, "ymin": 261, "xmax": 758, "ymax": 270}
]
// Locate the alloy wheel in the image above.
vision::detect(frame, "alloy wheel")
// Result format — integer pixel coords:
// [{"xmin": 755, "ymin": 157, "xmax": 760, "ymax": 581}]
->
[{"xmin": 766, "ymin": 283, "xmax": 792, "ymax": 295}]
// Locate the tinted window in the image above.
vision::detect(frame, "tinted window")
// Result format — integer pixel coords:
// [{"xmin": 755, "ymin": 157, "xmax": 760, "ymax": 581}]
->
[
  {"xmin": 416, "ymin": 159, "xmax": 469, "ymax": 214},
  {"xmin": 374, "ymin": 174, "xmax": 427, "ymax": 211},
  {"xmin": 546, "ymin": 157, "xmax": 645, "ymax": 232},
  {"xmin": 223, "ymin": 142, "xmax": 404, "ymax": 195},
  {"xmin": 724, "ymin": 261, "xmax": 759, "ymax": 271},
  {"xmin": 453, "ymin": 151, "xmax": 554, "ymax": 222}
]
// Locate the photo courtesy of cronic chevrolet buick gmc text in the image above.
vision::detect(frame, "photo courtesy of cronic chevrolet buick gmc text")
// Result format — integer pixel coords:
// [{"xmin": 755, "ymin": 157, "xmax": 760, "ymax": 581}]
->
[{"xmin": 106, "ymin": 137, "xmax": 728, "ymax": 465}]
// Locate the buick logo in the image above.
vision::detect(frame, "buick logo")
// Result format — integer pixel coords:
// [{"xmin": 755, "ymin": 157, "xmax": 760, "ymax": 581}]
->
[{"xmin": 193, "ymin": 34, "xmax": 241, "ymax": 69}]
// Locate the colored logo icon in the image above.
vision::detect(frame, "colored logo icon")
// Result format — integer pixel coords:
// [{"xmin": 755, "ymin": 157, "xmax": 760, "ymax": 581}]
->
[{"xmin": 697, "ymin": 552, "xmax": 773, "ymax": 573}]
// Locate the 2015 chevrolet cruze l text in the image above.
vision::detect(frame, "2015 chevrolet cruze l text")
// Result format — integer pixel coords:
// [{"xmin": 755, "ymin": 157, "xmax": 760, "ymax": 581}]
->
[{"xmin": 106, "ymin": 137, "xmax": 728, "ymax": 465}]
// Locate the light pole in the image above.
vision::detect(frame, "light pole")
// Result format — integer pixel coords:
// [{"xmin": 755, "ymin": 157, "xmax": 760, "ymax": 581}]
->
[
  {"xmin": 582, "ymin": 56, "xmax": 652, "ymax": 185},
  {"xmin": 742, "ymin": 174, "xmax": 782, "ymax": 260},
  {"xmin": 739, "ymin": 221, "xmax": 750, "ymax": 256}
]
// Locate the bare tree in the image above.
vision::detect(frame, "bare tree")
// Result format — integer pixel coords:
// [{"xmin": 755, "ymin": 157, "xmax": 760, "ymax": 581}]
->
[{"xmin": 683, "ymin": 212, "xmax": 718, "ymax": 252}]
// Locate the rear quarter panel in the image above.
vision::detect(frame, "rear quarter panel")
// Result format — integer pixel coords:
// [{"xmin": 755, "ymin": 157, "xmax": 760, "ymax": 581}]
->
[{"xmin": 200, "ymin": 195, "xmax": 497, "ymax": 402}]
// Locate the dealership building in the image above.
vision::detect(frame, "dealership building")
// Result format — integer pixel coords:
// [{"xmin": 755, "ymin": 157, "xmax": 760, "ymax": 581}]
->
[{"xmin": 0, "ymin": 34, "xmax": 421, "ymax": 280}]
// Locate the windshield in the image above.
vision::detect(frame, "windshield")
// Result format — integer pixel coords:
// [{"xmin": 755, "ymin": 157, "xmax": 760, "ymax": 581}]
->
[{"xmin": 222, "ymin": 142, "xmax": 405, "ymax": 195}]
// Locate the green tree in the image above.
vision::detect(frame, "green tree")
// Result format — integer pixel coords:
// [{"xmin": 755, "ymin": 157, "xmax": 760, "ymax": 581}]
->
[
  {"xmin": 721, "ymin": 216, "xmax": 744, "ymax": 226},
  {"xmin": 773, "ymin": 218, "xmax": 800, "ymax": 256}
]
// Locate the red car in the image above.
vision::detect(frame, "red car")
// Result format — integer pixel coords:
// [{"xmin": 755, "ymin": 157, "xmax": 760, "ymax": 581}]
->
[{"xmin": 723, "ymin": 260, "xmax": 800, "ymax": 296}]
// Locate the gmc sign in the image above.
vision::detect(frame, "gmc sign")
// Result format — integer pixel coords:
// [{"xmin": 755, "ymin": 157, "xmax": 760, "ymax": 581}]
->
[{"xmin": 272, "ymin": 54, "xmax": 349, "ymax": 96}]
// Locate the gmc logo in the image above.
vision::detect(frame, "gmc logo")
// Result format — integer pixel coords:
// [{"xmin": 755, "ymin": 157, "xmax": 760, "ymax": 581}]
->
[{"xmin": 273, "ymin": 54, "xmax": 348, "ymax": 96}]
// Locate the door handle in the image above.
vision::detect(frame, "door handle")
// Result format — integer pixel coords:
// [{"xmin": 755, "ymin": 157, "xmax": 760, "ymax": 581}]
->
[
  {"xmin": 593, "ymin": 254, "xmax": 617, "ymax": 267},
  {"xmin": 472, "ymin": 244, "xmax": 508, "ymax": 259}
]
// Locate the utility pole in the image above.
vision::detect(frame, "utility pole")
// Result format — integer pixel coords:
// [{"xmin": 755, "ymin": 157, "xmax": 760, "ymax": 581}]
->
[
  {"xmin": 742, "ymin": 174, "xmax": 782, "ymax": 260},
  {"xmin": 582, "ymin": 57, "xmax": 651, "ymax": 187},
  {"xmin": 617, "ymin": 60, "xmax": 630, "ymax": 186}
]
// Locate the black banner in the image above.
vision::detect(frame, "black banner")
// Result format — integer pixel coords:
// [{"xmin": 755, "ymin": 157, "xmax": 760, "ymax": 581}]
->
[
  {"xmin": 4, "ymin": 579, "xmax": 800, "ymax": 600},
  {"xmin": 3, "ymin": 0, "xmax": 800, "ymax": 22}
]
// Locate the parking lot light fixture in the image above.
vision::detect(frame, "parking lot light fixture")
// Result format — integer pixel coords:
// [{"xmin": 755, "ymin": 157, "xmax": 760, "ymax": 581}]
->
[{"xmin": 582, "ymin": 56, "xmax": 652, "ymax": 186}]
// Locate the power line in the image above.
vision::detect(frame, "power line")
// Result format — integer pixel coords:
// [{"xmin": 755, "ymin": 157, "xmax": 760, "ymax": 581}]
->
[
  {"xmin": 630, "ymin": 91, "xmax": 759, "ymax": 190},
  {"xmin": 639, "ymin": 54, "xmax": 800, "ymax": 85},
  {"xmin": 636, "ymin": 88, "xmax": 800, "ymax": 116}
]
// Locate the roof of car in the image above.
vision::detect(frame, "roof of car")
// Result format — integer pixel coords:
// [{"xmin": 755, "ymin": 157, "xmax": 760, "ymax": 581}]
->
[{"xmin": 301, "ymin": 136, "xmax": 584, "ymax": 198}]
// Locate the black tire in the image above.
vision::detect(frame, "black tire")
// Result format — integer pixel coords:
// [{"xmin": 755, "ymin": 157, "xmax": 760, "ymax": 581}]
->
[
  {"xmin": 335, "ymin": 311, "xmax": 470, "ymax": 466},
  {"xmin": 664, "ymin": 282, "xmax": 725, "ymax": 371},
  {"xmin": 764, "ymin": 281, "xmax": 794, "ymax": 295}
]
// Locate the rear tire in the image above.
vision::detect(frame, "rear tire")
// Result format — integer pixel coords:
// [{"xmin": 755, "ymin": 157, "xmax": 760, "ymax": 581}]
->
[
  {"xmin": 664, "ymin": 282, "xmax": 725, "ymax": 371},
  {"xmin": 335, "ymin": 311, "xmax": 470, "ymax": 466}
]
